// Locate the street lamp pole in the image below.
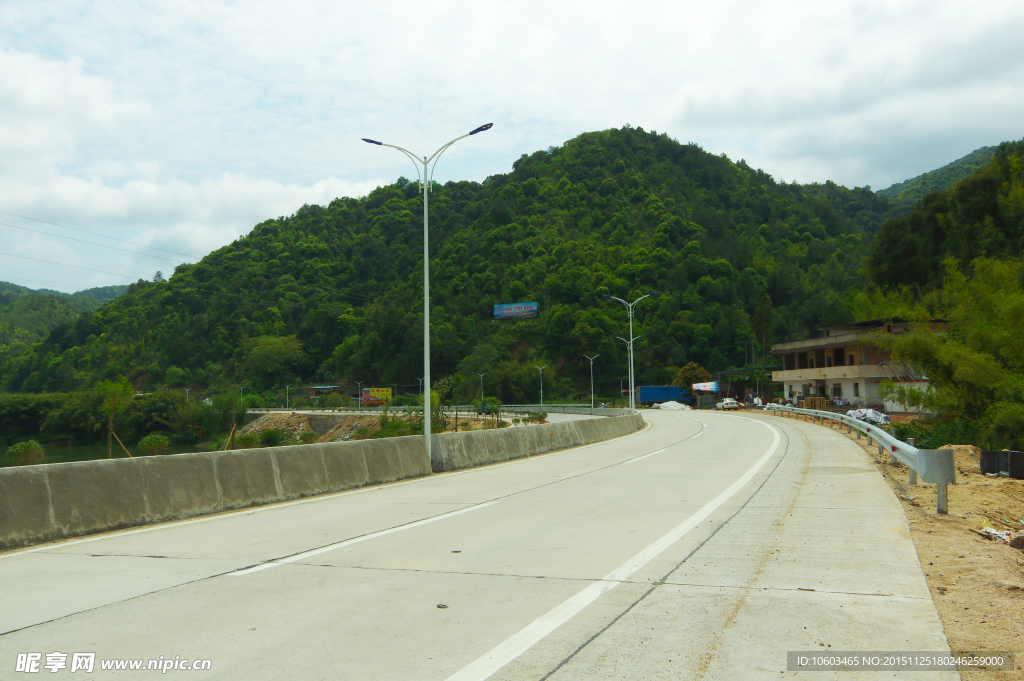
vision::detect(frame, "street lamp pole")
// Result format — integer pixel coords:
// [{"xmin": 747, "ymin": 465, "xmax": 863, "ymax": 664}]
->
[
  {"xmin": 579, "ymin": 354, "xmax": 601, "ymax": 408},
  {"xmin": 532, "ymin": 364, "xmax": 549, "ymax": 408},
  {"xmin": 476, "ymin": 372, "xmax": 488, "ymax": 401},
  {"xmin": 614, "ymin": 335, "xmax": 644, "ymax": 411},
  {"xmin": 363, "ymin": 123, "xmax": 493, "ymax": 465},
  {"xmin": 284, "ymin": 384, "xmax": 291, "ymax": 410},
  {"xmin": 416, "ymin": 377, "xmax": 424, "ymax": 395},
  {"xmin": 604, "ymin": 292, "xmax": 657, "ymax": 411},
  {"xmin": 355, "ymin": 380, "xmax": 364, "ymax": 412}
]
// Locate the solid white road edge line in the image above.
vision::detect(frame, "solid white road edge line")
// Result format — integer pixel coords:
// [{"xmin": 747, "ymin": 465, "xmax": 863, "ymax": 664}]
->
[
  {"xmin": 229, "ymin": 501, "xmax": 497, "ymax": 576},
  {"xmin": 445, "ymin": 421, "xmax": 781, "ymax": 681}
]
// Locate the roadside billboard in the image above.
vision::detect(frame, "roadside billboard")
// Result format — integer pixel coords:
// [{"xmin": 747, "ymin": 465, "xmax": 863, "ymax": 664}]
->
[
  {"xmin": 494, "ymin": 302, "xmax": 538, "ymax": 320},
  {"xmin": 361, "ymin": 387, "xmax": 392, "ymax": 404},
  {"xmin": 692, "ymin": 382, "xmax": 719, "ymax": 392}
]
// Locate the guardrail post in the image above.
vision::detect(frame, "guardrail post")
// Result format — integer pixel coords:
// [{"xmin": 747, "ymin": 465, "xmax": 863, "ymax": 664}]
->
[
  {"xmin": 936, "ymin": 483, "xmax": 948, "ymax": 514},
  {"xmin": 907, "ymin": 438, "xmax": 918, "ymax": 485}
]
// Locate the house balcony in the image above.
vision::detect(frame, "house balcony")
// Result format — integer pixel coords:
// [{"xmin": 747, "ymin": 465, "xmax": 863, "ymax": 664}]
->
[{"xmin": 772, "ymin": 364, "xmax": 891, "ymax": 382}]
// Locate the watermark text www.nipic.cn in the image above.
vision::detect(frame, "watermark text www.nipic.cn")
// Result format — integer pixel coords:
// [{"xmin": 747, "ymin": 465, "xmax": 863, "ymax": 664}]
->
[{"xmin": 15, "ymin": 653, "xmax": 213, "ymax": 673}]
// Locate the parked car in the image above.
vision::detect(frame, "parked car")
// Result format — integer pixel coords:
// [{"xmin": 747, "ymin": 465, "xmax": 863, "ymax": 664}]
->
[{"xmin": 715, "ymin": 398, "xmax": 740, "ymax": 411}]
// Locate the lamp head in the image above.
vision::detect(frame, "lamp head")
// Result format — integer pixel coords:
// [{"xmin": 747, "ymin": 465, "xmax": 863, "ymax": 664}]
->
[
  {"xmin": 469, "ymin": 123, "xmax": 494, "ymax": 135},
  {"xmin": 362, "ymin": 138, "xmax": 383, "ymax": 145}
]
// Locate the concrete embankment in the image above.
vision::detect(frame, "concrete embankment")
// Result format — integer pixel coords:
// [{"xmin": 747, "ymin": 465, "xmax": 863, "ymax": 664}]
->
[{"xmin": 0, "ymin": 413, "xmax": 644, "ymax": 550}]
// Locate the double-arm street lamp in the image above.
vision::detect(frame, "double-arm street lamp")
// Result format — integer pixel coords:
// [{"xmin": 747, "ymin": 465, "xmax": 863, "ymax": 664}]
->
[
  {"xmin": 604, "ymin": 292, "xmax": 657, "ymax": 411},
  {"xmin": 363, "ymin": 123, "xmax": 493, "ymax": 463},
  {"xmin": 579, "ymin": 354, "xmax": 602, "ymax": 409},
  {"xmin": 532, "ymin": 364, "xmax": 549, "ymax": 407}
]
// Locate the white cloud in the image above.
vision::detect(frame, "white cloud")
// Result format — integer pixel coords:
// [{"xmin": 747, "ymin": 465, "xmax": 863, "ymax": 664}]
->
[{"xmin": 1, "ymin": 0, "xmax": 1023, "ymax": 291}]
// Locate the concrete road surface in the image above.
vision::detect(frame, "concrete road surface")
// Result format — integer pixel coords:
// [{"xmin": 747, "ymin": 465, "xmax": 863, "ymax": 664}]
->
[{"xmin": 0, "ymin": 411, "xmax": 954, "ymax": 680}]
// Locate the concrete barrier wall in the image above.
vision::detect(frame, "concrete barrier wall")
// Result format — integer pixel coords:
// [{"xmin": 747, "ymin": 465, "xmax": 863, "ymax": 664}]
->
[
  {"xmin": 0, "ymin": 437, "xmax": 431, "ymax": 551},
  {"xmin": 0, "ymin": 413, "xmax": 643, "ymax": 551},
  {"xmin": 432, "ymin": 412, "xmax": 644, "ymax": 472}
]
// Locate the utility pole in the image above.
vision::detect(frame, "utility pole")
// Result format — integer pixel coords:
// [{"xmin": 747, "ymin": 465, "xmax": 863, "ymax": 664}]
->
[
  {"xmin": 362, "ymin": 122, "xmax": 494, "ymax": 468},
  {"xmin": 580, "ymin": 354, "xmax": 602, "ymax": 408},
  {"xmin": 533, "ymin": 364, "xmax": 549, "ymax": 408},
  {"xmin": 604, "ymin": 292, "xmax": 657, "ymax": 411}
]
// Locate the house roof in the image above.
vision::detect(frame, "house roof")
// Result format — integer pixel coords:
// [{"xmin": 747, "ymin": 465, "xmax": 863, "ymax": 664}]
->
[{"xmin": 820, "ymin": 317, "xmax": 948, "ymax": 331}]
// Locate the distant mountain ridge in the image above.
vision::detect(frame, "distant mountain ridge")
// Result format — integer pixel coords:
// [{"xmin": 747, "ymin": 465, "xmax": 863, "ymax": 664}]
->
[
  {"xmin": 870, "ymin": 138, "xmax": 1024, "ymax": 289},
  {"xmin": 878, "ymin": 145, "xmax": 998, "ymax": 205},
  {"xmin": 0, "ymin": 283, "xmax": 129, "ymax": 364},
  {"xmin": 0, "ymin": 126, "xmax": 893, "ymax": 396},
  {"xmin": 0, "ymin": 282, "xmax": 129, "ymax": 306}
]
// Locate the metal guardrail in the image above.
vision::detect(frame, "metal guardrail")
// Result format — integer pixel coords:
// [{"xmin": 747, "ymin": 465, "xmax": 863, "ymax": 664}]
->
[{"xmin": 767, "ymin": 404, "xmax": 956, "ymax": 514}]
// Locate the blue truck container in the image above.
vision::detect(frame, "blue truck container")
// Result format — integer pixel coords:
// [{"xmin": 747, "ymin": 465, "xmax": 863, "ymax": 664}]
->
[{"xmin": 638, "ymin": 386, "xmax": 688, "ymax": 404}]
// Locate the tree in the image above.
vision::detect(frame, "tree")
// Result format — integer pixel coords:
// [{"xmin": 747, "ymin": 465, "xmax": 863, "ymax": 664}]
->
[
  {"xmin": 673, "ymin": 362, "xmax": 711, "ymax": 391},
  {"xmin": 876, "ymin": 257, "xmax": 1024, "ymax": 449},
  {"xmin": 243, "ymin": 335, "xmax": 304, "ymax": 386},
  {"xmin": 753, "ymin": 293, "xmax": 774, "ymax": 396},
  {"xmin": 95, "ymin": 375, "xmax": 133, "ymax": 458}
]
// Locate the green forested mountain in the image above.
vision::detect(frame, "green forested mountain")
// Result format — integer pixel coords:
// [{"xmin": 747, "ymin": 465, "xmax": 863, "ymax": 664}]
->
[
  {"xmin": 869, "ymin": 139, "xmax": 1024, "ymax": 290},
  {"xmin": 1, "ymin": 127, "xmax": 893, "ymax": 401},
  {"xmin": 0, "ymin": 284, "xmax": 129, "ymax": 363},
  {"xmin": 877, "ymin": 145, "xmax": 997, "ymax": 206}
]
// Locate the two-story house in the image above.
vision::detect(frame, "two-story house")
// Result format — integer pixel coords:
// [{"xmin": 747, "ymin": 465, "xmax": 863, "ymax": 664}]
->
[{"xmin": 769, "ymin": 318, "xmax": 944, "ymax": 411}]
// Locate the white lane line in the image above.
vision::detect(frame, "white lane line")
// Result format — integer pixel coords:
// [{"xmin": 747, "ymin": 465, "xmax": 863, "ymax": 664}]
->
[
  {"xmin": 691, "ymin": 431, "xmax": 702, "ymax": 439},
  {"xmin": 229, "ymin": 501, "xmax": 497, "ymax": 576},
  {"xmin": 623, "ymin": 448, "xmax": 666, "ymax": 464},
  {"xmin": 445, "ymin": 422, "xmax": 781, "ymax": 681}
]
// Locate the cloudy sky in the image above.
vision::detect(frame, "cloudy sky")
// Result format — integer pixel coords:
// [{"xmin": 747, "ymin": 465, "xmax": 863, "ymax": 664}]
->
[{"xmin": 2, "ymin": 0, "xmax": 1023, "ymax": 292}]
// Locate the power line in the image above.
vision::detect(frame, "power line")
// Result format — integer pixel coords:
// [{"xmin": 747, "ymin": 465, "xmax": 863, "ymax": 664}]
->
[
  {"xmin": 0, "ymin": 221, "xmax": 186, "ymax": 265},
  {"xmin": 0, "ymin": 251, "xmax": 146, "ymax": 280},
  {"xmin": 0, "ymin": 210, "xmax": 202, "ymax": 260}
]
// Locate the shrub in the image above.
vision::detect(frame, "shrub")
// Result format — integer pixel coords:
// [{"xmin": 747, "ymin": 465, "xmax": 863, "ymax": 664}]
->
[
  {"xmin": 6, "ymin": 440, "xmax": 45, "ymax": 466},
  {"xmin": 138, "ymin": 433, "xmax": 170, "ymax": 455},
  {"xmin": 299, "ymin": 431, "xmax": 317, "ymax": 444},
  {"xmin": 889, "ymin": 417, "xmax": 980, "ymax": 449},
  {"xmin": 235, "ymin": 432, "xmax": 260, "ymax": 449},
  {"xmin": 260, "ymin": 429, "xmax": 284, "ymax": 446}
]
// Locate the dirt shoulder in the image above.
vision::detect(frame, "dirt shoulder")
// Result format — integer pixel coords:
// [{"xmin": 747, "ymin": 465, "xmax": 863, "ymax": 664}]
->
[{"xmin": 811, "ymin": 418, "xmax": 1024, "ymax": 678}]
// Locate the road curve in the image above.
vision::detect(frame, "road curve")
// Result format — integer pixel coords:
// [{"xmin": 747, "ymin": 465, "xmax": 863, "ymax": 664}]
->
[{"xmin": 0, "ymin": 411, "xmax": 952, "ymax": 679}]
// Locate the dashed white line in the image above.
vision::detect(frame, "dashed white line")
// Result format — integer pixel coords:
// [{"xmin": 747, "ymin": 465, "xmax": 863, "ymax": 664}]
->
[
  {"xmin": 230, "ymin": 501, "xmax": 497, "ymax": 576},
  {"xmin": 624, "ymin": 448, "xmax": 666, "ymax": 464},
  {"xmin": 445, "ymin": 421, "xmax": 781, "ymax": 681}
]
